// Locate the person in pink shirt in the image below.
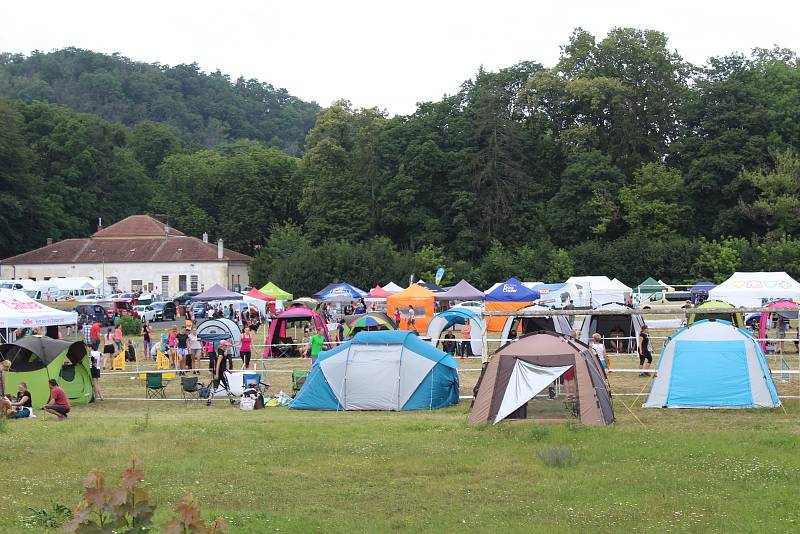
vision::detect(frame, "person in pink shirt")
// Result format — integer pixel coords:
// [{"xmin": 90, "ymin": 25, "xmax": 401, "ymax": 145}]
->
[
  {"xmin": 239, "ymin": 329, "xmax": 253, "ymax": 370},
  {"xmin": 43, "ymin": 379, "xmax": 71, "ymax": 420}
]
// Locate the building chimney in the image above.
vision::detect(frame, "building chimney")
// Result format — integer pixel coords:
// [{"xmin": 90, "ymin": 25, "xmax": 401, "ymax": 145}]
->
[
  {"xmin": 97, "ymin": 217, "xmax": 103, "ymax": 232},
  {"xmin": 217, "ymin": 239, "xmax": 224, "ymax": 260},
  {"xmin": 46, "ymin": 238, "xmax": 53, "ymax": 246},
  {"xmin": 202, "ymin": 232, "xmax": 209, "ymax": 243}
]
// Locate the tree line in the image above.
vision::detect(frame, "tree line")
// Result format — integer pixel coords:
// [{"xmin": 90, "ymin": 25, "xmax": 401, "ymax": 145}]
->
[{"xmin": 2, "ymin": 29, "xmax": 800, "ymax": 297}]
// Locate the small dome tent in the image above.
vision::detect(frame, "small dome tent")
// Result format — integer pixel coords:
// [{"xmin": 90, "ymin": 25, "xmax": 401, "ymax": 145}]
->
[
  {"xmin": 469, "ymin": 332, "xmax": 613, "ymax": 426},
  {"xmin": 644, "ymin": 320, "xmax": 780, "ymax": 409},
  {"xmin": 1, "ymin": 336, "xmax": 92, "ymax": 409},
  {"xmin": 688, "ymin": 300, "xmax": 744, "ymax": 328},
  {"xmin": 579, "ymin": 303, "xmax": 644, "ymax": 353},
  {"xmin": 500, "ymin": 305, "xmax": 573, "ymax": 343},
  {"xmin": 426, "ymin": 307, "xmax": 486, "ymax": 356},
  {"xmin": 291, "ymin": 331, "xmax": 459, "ymax": 411}
]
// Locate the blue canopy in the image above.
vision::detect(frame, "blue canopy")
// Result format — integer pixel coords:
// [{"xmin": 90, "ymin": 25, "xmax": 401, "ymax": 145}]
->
[
  {"xmin": 314, "ymin": 282, "xmax": 368, "ymax": 300},
  {"xmin": 690, "ymin": 281, "xmax": 716, "ymax": 292},
  {"xmin": 485, "ymin": 277, "xmax": 540, "ymax": 302}
]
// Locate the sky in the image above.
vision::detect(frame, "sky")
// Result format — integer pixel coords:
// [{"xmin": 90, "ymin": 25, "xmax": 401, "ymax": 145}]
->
[{"xmin": 2, "ymin": 0, "xmax": 799, "ymax": 115}]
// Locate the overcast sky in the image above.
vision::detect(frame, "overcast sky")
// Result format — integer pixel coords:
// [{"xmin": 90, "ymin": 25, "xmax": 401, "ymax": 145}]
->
[{"xmin": 2, "ymin": 1, "xmax": 798, "ymax": 115}]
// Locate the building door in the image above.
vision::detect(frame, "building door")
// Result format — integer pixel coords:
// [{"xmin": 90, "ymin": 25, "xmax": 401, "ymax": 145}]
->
[{"xmin": 178, "ymin": 275, "xmax": 187, "ymax": 292}]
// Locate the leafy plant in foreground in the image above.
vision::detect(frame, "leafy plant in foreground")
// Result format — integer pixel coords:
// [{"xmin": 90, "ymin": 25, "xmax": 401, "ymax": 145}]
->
[
  {"xmin": 63, "ymin": 454, "xmax": 226, "ymax": 533},
  {"xmin": 537, "ymin": 446, "xmax": 580, "ymax": 467}
]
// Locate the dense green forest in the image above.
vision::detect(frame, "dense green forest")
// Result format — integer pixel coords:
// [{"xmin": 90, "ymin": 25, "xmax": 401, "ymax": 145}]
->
[{"xmin": 2, "ymin": 29, "xmax": 800, "ymax": 296}]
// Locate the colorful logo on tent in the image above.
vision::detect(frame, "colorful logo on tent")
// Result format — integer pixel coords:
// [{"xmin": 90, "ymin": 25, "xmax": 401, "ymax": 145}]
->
[
  {"xmin": 732, "ymin": 281, "xmax": 746, "ymax": 288},
  {"xmin": 329, "ymin": 287, "xmax": 352, "ymax": 296},
  {"xmin": 779, "ymin": 281, "xmax": 791, "ymax": 289},
  {"xmin": 764, "ymin": 281, "xmax": 777, "ymax": 288},
  {"xmin": 746, "ymin": 281, "xmax": 763, "ymax": 289},
  {"xmin": 502, "ymin": 284, "xmax": 517, "ymax": 293},
  {"xmin": 0, "ymin": 299, "xmax": 44, "ymax": 310}
]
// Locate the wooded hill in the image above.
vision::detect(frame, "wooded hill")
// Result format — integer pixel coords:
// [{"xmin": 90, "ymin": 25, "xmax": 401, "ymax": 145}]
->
[{"xmin": 2, "ymin": 29, "xmax": 800, "ymax": 296}]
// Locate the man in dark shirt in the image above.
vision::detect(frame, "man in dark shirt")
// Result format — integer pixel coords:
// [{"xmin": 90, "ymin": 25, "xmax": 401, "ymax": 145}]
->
[{"xmin": 176, "ymin": 327, "xmax": 190, "ymax": 370}]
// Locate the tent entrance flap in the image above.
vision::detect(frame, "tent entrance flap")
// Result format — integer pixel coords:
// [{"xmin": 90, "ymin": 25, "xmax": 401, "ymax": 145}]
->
[{"xmin": 494, "ymin": 362, "xmax": 572, "ymax": 424}]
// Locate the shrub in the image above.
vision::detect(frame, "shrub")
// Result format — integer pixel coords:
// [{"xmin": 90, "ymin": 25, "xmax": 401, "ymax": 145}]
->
[
  {"xmin": 537, "ymin": 446, "xmax": 580, "ymax": 467},
  {"xmin": 119, "ymin": 316, "xmax": 142, "ymax": 336},
  {"xmin": 63, "ymin": 454, "xmax": 226, "ymax": 533}
]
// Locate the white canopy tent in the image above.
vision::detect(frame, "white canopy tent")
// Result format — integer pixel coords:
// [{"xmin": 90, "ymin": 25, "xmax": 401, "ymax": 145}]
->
[
  {"xmin": 0, "ymin": 290, "xmax": 78, "ymax": 342},
  {"xmin": 381, "ymin": 282, "xmax": 404, "ymax": 293},
  {"xmin": 566, "ymin": 276, "xmax": 627, "ymax": 308},
  {"xmin": 708, "ymin": 272, "xmax": 800, "ymax": 308}
]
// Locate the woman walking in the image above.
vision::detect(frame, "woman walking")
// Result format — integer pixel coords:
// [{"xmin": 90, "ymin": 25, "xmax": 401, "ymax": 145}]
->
[
  {"xmin": 113, "ymin": 324, "xmax": 123, "ymax": 352},
  {"xmin": 167, "ymin": 326, "xmax": 178, "ymax": 368},
  {"xmin": 240, "ymin": 328, "xmax": 253, "ymax": 370},
  {"xmin": 638, "ymin": 325, "xmax": 653, "ymax": 377},
  {"xmin": 102, "ymin": 328, "xmax": 115, "ymax": 370},
  {"xmin": 188, "ymin": 328, "xmax": 202, "ymax": 373},
  {"xmin": 142, "ymin": 321, "xmax": 152, "ymax": 361},
  {"xmin": 90, "ymin": 349, "xmax": 103, "ymax": 400}
]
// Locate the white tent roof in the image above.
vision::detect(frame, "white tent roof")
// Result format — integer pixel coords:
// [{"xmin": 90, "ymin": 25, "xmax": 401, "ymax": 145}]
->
[
  {"xmin": 611, "ymin": 278, "xmax": 633, "ymax": 292},
  {"xmin": 521, "ymin": 281, "xmax": 543, "ymax": 290},
  {"xmin": 43, "ymin": 278, "xmax": 98, "ymax": 291},
  {"xmin": 381, "ymin": 282, "xmax": 404, "ymax": 293},
  {"xmin": 708, "ymin": 272, "xmax": 800, "ymax": 308},
  {"xmin": 0, "ymin": 290, "xmax": 78, "ymax": 329},
  {"xmin": 566, "ymin": 276, "xmax": 626, "ymax": 307}
]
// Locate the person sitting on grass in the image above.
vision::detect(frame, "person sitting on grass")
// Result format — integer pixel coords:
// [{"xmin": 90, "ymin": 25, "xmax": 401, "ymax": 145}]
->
[
  {"xmin": 608, "ymin": 326, "xmax": 625, "ymax": 353},
  {"xmin": 2, "ymin": 381, "xmax": 33, "ymax": 418},
  {"xmin": 43, "ymin": 379, "xmax": 70, "ymax": 420}
]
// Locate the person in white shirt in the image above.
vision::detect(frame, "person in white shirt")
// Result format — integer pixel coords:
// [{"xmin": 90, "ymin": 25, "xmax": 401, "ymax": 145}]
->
[{"xmin": 591, "ymin": 333, "xmax": 608, "ymax": 371}]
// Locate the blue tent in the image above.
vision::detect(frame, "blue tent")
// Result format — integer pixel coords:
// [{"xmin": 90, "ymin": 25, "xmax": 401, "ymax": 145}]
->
[
  {"xmin": 426, "ymin": 307, "xmax": 486, "ymax": 356},
  {"xmin": 291, "ymin": 330, "xmax": 460, "ymax": 411},
  {"xmin": 689, "ymin": 281, "xmax": 716, "ymax": 305},
  {"xmin": 314, "ymin": 282, "xmax": 368, "ymax": 300},
  {"xmin": 485, "ymin": 277, "xmax": 540, "ymax": 302},
  {"xmin": 644, "ymin": 320, "xmax": 780, "ymax": 409}
]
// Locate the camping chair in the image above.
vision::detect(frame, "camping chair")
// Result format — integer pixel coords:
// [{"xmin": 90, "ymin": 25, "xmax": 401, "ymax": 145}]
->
[
  {"xmin": 242, "ymin": 372, "xmax": 269, "ymax": 395},
  {"xmin": 180, "ymin": 376, "xmax": 206, "ymax": 404},
  {"xmin": 292, "ymin": 370, "xmax": 310, "ymax": 396},
  {"xmin": 145, "ymin": 373, "xmax": 168, "ymax": 399}
]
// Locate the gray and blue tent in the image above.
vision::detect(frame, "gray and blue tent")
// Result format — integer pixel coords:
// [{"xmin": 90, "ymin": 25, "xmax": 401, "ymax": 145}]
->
[
  {"xmin": 644, "ymin": 320, "xmax": 780, "ymax": 409},
  {"xmin": 291, "ymin": 330, "xmax": 459, "ymax": 411}
]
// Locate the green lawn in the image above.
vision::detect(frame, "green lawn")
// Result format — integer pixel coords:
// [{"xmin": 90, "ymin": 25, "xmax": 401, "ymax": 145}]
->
[{"xmin": 1, "ymin": 377, "xmax": 798, "ymax": 533}]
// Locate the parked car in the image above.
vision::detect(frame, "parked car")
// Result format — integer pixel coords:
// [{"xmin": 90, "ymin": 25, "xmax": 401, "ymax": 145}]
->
[
  {"xmin": 189, "ymin": 303, "xmax": 207, "ymax": 318},
  {"xmin": 74, "ymin": 304, "xmax": 113, "ymax": 326},
  {"xmin": 172, "ymin": 291, "xmax": 200, "ymax": 306},
  {"xmin": 133, "ymin": 305, "xmax": 157, "ymax": 323},
  {"xmin": 111, "ymin": 299, "xmax": 137, "ymax": 318},
  {"xmin": 151, "ymin": 301, "xmax": 177, "ymax": 321},
  {"xmin": 638, "ymin": 291, "xmax": 692, "ymax": 309}
]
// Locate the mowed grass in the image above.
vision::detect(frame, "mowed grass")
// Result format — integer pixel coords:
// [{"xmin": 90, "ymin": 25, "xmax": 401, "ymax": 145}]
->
[{"xmin": 0, "ymin": 381, "xmax": 798, "ymax": 533}]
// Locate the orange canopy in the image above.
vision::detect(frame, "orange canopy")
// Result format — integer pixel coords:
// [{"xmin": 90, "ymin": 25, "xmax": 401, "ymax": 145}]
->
[
  {"xmin": 485, "ymin": 300, "xmax": 533, "ymax": 332},
  {"xmin": 386, "ymin": 284, "xmax": 436, "ymax": 332}
]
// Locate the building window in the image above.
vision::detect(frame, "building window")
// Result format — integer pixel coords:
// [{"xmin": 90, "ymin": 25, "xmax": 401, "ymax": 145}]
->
[
  {"xmin": 178, "ymin": 275, "xmax": 187, "ymax": 292},
  {"xmin": 131, "ymin": 280, "xmax": 143, "ymax": 292},
  {"xmin": 190, "ymin": 275, "xmax": 199, "ymax": 292},
  {"xmin": 161, "ymin": 276, "xmax": 169, "ymax": 298},
  {"xmin": 147, "ymin": 282, "xmax": 154, "ymax": 292},
  {"xmin": 107, "ymin": 277, "xmax": 119, "ymax": 291}
]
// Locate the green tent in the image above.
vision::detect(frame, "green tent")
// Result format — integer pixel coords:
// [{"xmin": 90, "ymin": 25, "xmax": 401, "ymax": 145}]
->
[
  {"xmin": 688, "ymin": 300, "xmax": 744, "ymax": 328},
  {"xmin": 258, "ymin": 282, "xmax": 293, "ymax": 301},
  {"xmin": 1, "ymin": 336, "xmax": 93, "ymax": 409},
  {"xmin": 636, "ymin": 277, "xmax": 666, "ymax": 294}
]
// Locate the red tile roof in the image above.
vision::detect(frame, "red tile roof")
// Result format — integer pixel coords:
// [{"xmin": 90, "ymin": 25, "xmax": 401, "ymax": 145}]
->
[
  {"xmin": 93, "ymin": 215, "xmax": 185, "ymax": 238},
  {"xmin": 2, "ymin": 215, "xmax": 250, "ymax": 264}
]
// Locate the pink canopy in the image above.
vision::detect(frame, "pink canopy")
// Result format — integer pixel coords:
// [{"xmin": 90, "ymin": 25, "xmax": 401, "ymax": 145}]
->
[
  {"xmin": 245, "ymin": 288, "xmax": 276, "ymax": 302},
  {"xmin": 759, "ymin": 300, "xmax": 799, "ymax": 350},
  {"xmin": 369, "ymin": 285, "xmax": 392, "ymax": 298}
]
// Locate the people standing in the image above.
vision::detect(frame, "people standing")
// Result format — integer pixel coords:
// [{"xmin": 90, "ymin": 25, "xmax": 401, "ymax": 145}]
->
[
  {"xmin": 336, "ymin": 319, "xmax": 346, "ymax": 344},
  {"xmin": 102, "ymin": 328, "xmax": 115, "ymax": 370},
  {"xmin": 90, "ymin": 320, "xmax": 101, "ymax": 351},
  {"xmin": 564, "ymin": 299, "xmax": 575, "ymax": 327},
  {"xmin": 167, "ymin": 327, "xmax": 178, "ymax": 368},
  {"xmin": 43, "ymin": 378, "xmax": 70, "ymax": 420},
  {"xmin": 113, "ymin": 324, "xmax": 123, "ymax": 352},
  {"xmin": 90, "ymin": 349, "xmax": 103, "ymax": 401},
  {"xmin": 393, "ymin": 307, "xmax": 401, "ymax": 326},
  {"xmin": 407, "ymin": 306, "xmax": 416, "ymax": 331},
  {"xmin": 83, "ymin": 321, "xmax": 93, "ymax": 349},
  {"xmin": 240, "ymin": 328, "xmax": 252, "ymax": 370},
  {"xmin": 443, "ymin": 331, "xmax": 456, "ymax": 356},
  {"xmin": 461, "ymin": 319, "xmax": 473, "ymax": 359},
  {"xmin": 591, "ymin": 333, "xmax": 607, "ymax": 371},
  {"xmin": 142, "ymin": 321, "xmax": 152, "ymax": 361},
  {"xmin": 638, "ymin": 325, "xmax": 653, "ymax": 377},
  {"xmin": 309, "ymin": 329, "xmax": 325, "ymax": 365},
  {"xmin": 0, "ymin": 360, "xmax": 10, "ymax": 398},
  {"xmin": 188, "ymin": 328, "xmax": 202, "ymax": 373},
  {"xmin": 176, "ymin": 327, "xmax": 190, "ymax": 370}
]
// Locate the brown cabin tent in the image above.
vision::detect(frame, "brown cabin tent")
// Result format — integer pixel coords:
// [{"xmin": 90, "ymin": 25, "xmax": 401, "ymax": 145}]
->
[{"xmin": 469, "ymin": 331, "xmax": 614, "ymax": 426}]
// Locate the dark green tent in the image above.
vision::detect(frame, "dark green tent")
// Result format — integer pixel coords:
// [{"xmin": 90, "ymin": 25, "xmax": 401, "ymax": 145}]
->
[
  {"xmin": 1, "ymin": 337, "xmax": 92, "ymax": 409},
  {"xmin": 636, "ymin": 277, "xmax": 665, "ymax": 295}
]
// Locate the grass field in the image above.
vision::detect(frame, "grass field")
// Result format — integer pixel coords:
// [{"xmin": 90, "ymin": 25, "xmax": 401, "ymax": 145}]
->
[
  {"xmin": 1, "ymin": 352, "xmax": 798, "ymax": 533},
  {"xmin": 2, "ymin": 323, "xmax": 798, "ymax": 533}
]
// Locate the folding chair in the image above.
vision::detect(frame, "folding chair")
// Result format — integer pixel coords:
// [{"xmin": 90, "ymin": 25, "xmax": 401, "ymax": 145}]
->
[
  {"xmin": 180, "ymin": 376, "xmax": 206, "ymax": 404},
  {"xmin": 242, "ymin": 372, "xmax": 269, "ymax": 395},
  {"xmin": 145, "ymin": 373, "xmax": 168, "ymax": 399},
  {"xmin": 292, "ymin": 370, "xmax": 310, "ymax": 397}
]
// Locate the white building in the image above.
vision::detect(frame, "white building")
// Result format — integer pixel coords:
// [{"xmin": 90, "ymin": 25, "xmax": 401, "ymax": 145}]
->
[{"xmin": 0, "ymin": 215, "xmax": 251, "ymax": 297}]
